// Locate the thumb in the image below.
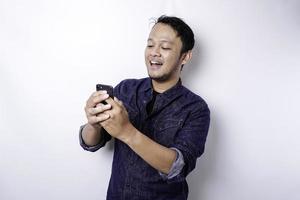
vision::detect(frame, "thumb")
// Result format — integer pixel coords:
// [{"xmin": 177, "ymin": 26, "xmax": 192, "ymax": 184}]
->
[{"xmin": 114, "ymin": 97, "xmax": 124, "ymax": 107}]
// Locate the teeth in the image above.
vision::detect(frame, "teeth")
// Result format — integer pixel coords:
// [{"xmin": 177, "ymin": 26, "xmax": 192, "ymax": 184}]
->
[{"xmin": 150, "ymin": 61, "xmax": 162, "ymax": 65}]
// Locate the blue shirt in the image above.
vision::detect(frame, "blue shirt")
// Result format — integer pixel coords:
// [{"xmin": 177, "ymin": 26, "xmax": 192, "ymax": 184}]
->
[{"xmin": 79, "ymin": 77, "xmax": 210, "ymax": 200}]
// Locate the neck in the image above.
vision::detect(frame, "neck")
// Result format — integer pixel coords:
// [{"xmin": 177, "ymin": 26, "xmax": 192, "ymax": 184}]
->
[{"xmin": 151, "ymin": 77, "xmax": 180, "ymax": 93}]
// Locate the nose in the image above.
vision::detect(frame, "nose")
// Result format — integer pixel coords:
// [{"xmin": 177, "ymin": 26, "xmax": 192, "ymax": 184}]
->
[{"xmin": 150, "ymin": 46, "xmax": 161, "ymax": 57}]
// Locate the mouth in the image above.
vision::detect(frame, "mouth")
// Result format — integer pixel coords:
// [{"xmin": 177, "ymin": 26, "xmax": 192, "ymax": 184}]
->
[{"xmin": 149, "ymin": 60, "xmax": 163, "ymax": 69}]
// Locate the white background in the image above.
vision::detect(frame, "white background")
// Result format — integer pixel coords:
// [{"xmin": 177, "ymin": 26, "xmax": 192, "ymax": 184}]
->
[{"xmin": 1, "ymin": 0, "xmax": 300, "ymax": 199}]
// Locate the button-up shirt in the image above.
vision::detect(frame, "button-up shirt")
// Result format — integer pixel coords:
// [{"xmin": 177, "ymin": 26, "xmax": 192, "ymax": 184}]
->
[{"xmin": 79, "ymin": 77, "xmax": 210, "ymax": 200}]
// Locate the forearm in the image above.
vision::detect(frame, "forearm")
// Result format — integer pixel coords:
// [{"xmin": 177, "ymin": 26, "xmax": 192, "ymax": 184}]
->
[
  {"xmin": 82, "ymin": 123, "xmax": 102, "ymax": 146},
  {"xmin": 121, "ymin": 125, "xmax": 177, "ymax": 174}
]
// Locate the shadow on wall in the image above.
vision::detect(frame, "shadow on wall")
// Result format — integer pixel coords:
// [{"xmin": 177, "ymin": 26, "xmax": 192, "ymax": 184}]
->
[{"xmin": 181, "ymin": 35, "xmax": 205, "ymax": 82}]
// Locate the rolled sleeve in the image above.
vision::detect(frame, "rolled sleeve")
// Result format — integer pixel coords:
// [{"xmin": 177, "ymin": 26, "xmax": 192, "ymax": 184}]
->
[
  {"xmin": 159, "ymin": 148, "xmax": 185, "ymax": 180},
  {"xmin": 172, "ymin": 103, "xmax": 210, "ymax": 178},
  {"xmin": 79, "ymin": 124, "xmax": 111, "ymax": 152}
]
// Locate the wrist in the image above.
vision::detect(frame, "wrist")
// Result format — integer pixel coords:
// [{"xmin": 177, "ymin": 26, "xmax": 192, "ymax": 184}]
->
[
  {"xmin": 118, "ymin": 123, "xmax": 138, "ymax": 145},
  {"xmin": 86, "ymin": 122, "xmax": 101, "ymax": 131},
  {"xmin": 82, "ymin": 123, "xmax": 103, "ymax": 146}
]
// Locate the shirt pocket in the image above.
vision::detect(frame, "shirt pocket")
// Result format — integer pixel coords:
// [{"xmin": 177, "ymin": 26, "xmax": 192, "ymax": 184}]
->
[{"xmin": 154, "ymin": 118, "xmax": 184, "ymax": 147}]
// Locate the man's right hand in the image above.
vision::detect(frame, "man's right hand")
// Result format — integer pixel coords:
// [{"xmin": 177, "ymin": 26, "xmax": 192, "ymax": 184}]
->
[
  {"xmin": 81, "ymin": 90, "xmax": 112, "ymax": 146},
  {"xmin": 85, "ymin": 90, "xmax": 112, "ymax": 128}
]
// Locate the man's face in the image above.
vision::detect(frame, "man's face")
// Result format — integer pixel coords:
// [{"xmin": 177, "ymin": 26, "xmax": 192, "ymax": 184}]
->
[{"xmin": 145, "ymin": 23, "xmax": 185, "ymax": 82}]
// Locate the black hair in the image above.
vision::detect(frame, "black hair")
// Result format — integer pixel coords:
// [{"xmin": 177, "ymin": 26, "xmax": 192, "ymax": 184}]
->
[{"xmin": 156, "ymin": 15, "xmax": 195, "ymax": 55}]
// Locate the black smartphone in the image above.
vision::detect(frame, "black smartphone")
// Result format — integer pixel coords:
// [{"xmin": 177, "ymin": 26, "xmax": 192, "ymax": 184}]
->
[{"xmin": 96, "ymin": 84, "xmax": 114, "ymax": 98}]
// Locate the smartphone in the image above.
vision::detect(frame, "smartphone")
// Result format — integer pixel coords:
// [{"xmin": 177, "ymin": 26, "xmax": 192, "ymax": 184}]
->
[{"xmin": 96, "ymin": 84, "xmax": 114, "ymax": 98}]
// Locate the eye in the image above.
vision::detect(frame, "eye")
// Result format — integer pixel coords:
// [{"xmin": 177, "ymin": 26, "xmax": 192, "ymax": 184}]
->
[
  {"xmin": 161, "ymin": 47, "xmax": 171, "ymax": 50},
  {"xmin": 147, "ymin": 45, "xmax": 153, "ymax": 48}
]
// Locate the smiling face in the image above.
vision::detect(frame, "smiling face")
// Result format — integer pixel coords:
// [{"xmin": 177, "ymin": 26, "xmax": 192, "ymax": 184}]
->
[{"xmin": 145, "ymin": 23, "xmax": 188, "ymax": 83}]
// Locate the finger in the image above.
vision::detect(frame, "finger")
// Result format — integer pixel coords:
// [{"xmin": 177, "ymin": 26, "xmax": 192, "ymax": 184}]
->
[
  {"xmin": 114, "ymin": 97, "xmax": 124, "ymax": 106},
  {"xmin": 87, "ymin": 93, "xmax": 109, "ymax": 108},
  {"xmin": 88, "ymin": 114, "xmax": 110, "ymax": 124},
  {"xmin": 87, "ymin": 116, "xmax": 100, "ymax": 125},
  {"xmin": 86, "ymin": 90, "xmax": 108, "ymax": 109},
  {"xmin": 92, "ymin": 94, "xmax": 109, "ymax": 105},
  {"xmin": 85, "ymin": 95, "xmax": 109, "ymax": 117},
  {"xmin": 90, "ymin": 90, "xmax": 107, "ymax": 98},
  {"xmin": 96, "ymin": 102, "xmax": 105, "ymax": 107},
  {"xmin": 105, "ymin": 97, "xmax": 118, "ymax": 107},
  {"xmin": 88, "ymin": 104, "xmax": 112, "ymax": 116},
  {"xmin": 96, "ymin": 113, "xmax": 110, "ymax": 122},
  {"xmin": 102, "ymin": 109, "xmax": 114, "ymax": 119}
]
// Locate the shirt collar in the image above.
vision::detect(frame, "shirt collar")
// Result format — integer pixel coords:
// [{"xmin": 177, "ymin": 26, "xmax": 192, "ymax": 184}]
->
[{"xmin": 142, "ymin": 77, "xmax": 184, "ymax": 98}]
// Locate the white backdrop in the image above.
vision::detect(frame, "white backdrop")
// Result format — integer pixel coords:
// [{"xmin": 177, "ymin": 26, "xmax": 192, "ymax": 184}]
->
[{"xmin": 1, "ymin": 0, "xmax": 300, "ymax": 199}]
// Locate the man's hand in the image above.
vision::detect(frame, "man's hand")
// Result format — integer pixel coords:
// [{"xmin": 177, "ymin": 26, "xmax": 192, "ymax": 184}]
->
[
  {"xmin": 85, "ymin": 90, "xmax": 112, "ymax": 128},
  {"xmin": 100, "ymin": 97, "xmax": 135, "ymax": 142}
]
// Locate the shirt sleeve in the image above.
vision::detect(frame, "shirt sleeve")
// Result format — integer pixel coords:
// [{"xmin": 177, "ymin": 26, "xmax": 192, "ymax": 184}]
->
[
  {"xmin": 79, "ymin": 124, "xmax": 111, "ymax": 152},
  {"xmin": 158, "ymin": 147, "xmax": 185, "ymax": 180},
  {"xmin": 170, "ymin": 102, "xmax": 210, "ymax": 182}
]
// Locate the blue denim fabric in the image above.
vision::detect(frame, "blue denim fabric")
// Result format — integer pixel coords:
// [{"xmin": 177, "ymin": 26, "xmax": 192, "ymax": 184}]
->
[{"xmin": 80, "ymin": 77, "xmax": 210, "ymax": 200}]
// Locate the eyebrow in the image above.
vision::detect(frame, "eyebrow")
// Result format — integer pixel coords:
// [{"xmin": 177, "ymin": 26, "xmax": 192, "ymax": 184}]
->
[{"xmin": 147, "ymin": 38, "xmax": 174, "ymax": 44}]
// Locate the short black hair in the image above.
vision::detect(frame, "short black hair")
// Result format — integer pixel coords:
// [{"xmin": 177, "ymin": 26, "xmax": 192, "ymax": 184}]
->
[{"xmin": 156, "ymin": 15, "xmax": 195, "ymax": 55}]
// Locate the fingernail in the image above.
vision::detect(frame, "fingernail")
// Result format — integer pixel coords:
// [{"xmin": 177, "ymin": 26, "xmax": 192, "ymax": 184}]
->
[{"xmin": 104, "ymin": 104, "xmax": 111, "ymax": 108}]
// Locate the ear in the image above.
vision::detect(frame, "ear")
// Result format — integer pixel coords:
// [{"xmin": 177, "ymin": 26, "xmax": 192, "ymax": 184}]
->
[{"xmin": 181, "ymin": 50, "xmax": 193, "ymax": 65}]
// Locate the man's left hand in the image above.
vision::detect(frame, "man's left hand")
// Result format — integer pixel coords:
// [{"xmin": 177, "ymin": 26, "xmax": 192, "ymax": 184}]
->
[{"xmin": 100, "ymin": 97, "xmax": 135, "ymax": 142}]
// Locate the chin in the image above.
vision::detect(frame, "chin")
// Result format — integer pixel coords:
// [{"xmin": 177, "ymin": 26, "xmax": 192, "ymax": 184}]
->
[{"xmin": 148, "ymin": 73, "xmax": 169, "ymax": 82}]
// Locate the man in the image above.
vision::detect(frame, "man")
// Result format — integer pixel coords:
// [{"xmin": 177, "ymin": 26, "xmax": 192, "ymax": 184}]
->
[{"xmin": 79, "ymin": 15, "xmax": 210, "ymax": 200}]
